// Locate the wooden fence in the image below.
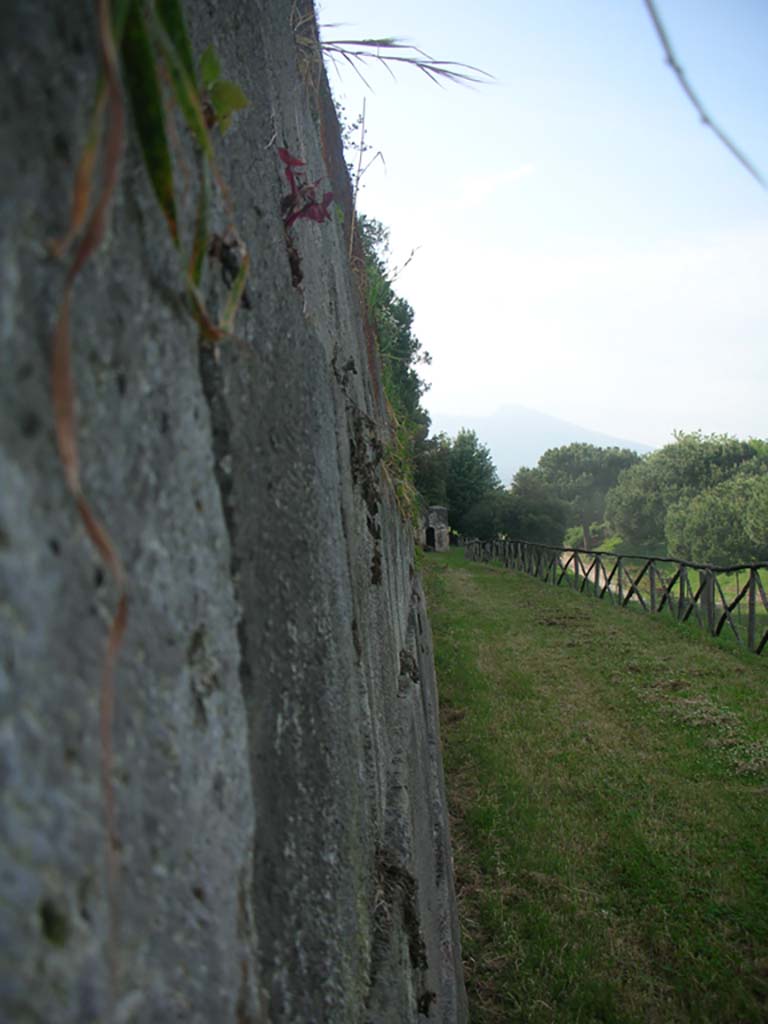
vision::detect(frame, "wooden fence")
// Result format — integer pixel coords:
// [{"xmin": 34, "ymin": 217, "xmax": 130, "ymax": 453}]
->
[{"xmin": 464, "ymin": 538, "xmax": 768, "ymax": 656}]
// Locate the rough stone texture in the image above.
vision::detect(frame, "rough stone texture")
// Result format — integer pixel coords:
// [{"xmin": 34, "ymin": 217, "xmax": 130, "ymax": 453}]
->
[
  {"xmin": 0, "ymin": 1, "xmax": 466, "ymax": 1021},
  {"xmin": 0, "ymin": 2, "xmax": 466, "ymax": 1024}
]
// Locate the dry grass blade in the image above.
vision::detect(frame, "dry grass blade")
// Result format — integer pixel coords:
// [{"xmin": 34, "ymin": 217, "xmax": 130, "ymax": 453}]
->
[
  {"xmin": 320, "ymin": 36, "xmax": 493, "ymax": 87},
  {"xmin": 324, "ymin": 36, "xmax": 430, "ymax": 55},
  {"xmin": 333, "ymin": 48, "xmax": 375, "ymax": 91},
  {"xmin": 49, "ymin": 86, "xmax": 108, "ymax": 259}
]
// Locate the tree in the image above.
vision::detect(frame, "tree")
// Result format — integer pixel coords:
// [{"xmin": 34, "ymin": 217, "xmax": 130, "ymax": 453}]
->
[
  {"xmin": 603, "ymin": 459, "xmax": 666, "ymax": 551},
  {"xmin": 537, "ymin": 443, "xmax": 640, "ymax": 548},
  {"xmin": 665, "ymin": 471, "xmax": 768, "ymax": 565},
  {"xmin": 606, "ymin": 432, "xmax": 762, "ymax": 552},
  {"xmin": 462, "ymin": 491, "xmax": 515, "ymax": 541},
  {"xmin": 445, "ymin": 429, "xmax": 500, "ymax": 534},
  {"xmin": 359, "ymin": 215, "xmax": 431, "ymax": 432},
  {"xmin": 461, "ymin": 467, "xmax": 568, "ymax": 545},
  {"xmin": 506, "ymin": 468, "xmax": 568, "ymax": 545},
  {"xmin": 414, "ymin": 431, "xmax": 452, "ymax": 506},
  {"xmin": 744, "ymin": 473, "xmax": 768, "ymax": 553},
  {"xmin": 357, "ymin": 215, "xmax": 432, "ymax": 519}
]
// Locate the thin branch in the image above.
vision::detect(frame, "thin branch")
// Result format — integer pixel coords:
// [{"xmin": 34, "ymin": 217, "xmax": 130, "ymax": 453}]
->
[
  {"xmin": 349, "ymin": 97, "xmax": 367, "ymax": 257},
  {"xmin": 360, "ymin": 149, "xmax": 386, "ymax": 180},
  {"xmin": 390, "ymin": 246, "xmax": 419, "ymax": 284},
  {"xmin": 642, "ymin": 0, "xmax": 765, "ymax": 188}
]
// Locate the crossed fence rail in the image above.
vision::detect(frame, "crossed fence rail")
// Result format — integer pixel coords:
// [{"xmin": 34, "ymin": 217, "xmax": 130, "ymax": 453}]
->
[{"xmin": 464, "ymin": 538, "xmax": 768, "ymax": 656}]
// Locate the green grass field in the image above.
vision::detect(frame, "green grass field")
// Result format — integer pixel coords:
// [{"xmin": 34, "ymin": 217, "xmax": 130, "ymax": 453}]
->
[{"xmin": 423, "ymin": 549, "xmax": 768, "ymax": 1023}]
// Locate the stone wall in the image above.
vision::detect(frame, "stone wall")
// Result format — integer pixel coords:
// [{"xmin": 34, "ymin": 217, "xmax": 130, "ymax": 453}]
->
[{"xmin": 0, "ymin": 2, "xmax": 466, "ymax": 1021}]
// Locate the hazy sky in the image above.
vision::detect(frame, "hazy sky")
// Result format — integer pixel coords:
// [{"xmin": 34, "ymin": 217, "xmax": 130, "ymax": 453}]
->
[{"xmin": 318, "ymin": 0, "xmax": 768, "ymax": 448}]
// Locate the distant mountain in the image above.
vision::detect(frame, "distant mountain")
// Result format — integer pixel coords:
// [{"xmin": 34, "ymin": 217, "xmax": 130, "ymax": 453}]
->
[{"xmin": 429, "ymin": 404, "xmax": 654, "ymax": 485}]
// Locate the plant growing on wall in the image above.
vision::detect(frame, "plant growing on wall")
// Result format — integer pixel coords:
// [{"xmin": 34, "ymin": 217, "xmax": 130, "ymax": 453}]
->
[
  {"xmin": 50, "ymin": 1, "xmax": 251, "ymax": 996},
  {"xmin": 199, "ymin": 44, "xmax": 248, "ymax": 133},
  {"xmin": 52, "ymin": 0, "xmax": 253, "ymax": 659},
  {"xmin": 277, "ymin": 146, "xmax": 334, "ymax": 286}
]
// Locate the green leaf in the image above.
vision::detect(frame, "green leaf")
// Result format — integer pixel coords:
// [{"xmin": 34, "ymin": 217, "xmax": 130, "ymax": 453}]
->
[
  {"xmin": 200, "ymin": 45, "xmax": 221, "ymax": 91},
  {"xmin": 210, "ymin": 80, "xmax": 249, "ymax": 122},
  {"xmin": 152, "ymin": 22, "xmax": 214, "ymax": 160},
  {"xmin": 155, "ymin": 0, "xmax": 197, "ymax": 83},
  {"xmin": 121, "ymin": 2, "xmax": 178, "ymax": 244},
  {"xmin": 189, "ymin": 162, "xmax": 211, "ymax": 286},
  {"xmin": 111, "ymin": 0, "xmax": 133, "ymax": 40},
  {"xmin": 220, "ymin": 250, "xmax": 249, "ymax": 334}
]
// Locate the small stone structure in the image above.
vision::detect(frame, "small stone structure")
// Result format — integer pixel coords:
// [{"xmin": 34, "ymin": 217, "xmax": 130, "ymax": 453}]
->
[{"xmin": 423, "ymin": 506, "xmax": 450, "ymax": 551}]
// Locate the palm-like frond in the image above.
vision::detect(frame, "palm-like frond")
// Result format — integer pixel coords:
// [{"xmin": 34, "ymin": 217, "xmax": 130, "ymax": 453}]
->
[{"xmin": 319, "ymin": 36, "xmax": 492, "ymax": 88}]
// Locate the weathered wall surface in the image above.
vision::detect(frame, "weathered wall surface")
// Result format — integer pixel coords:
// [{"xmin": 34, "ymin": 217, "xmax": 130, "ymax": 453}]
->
[{"xmin": 0, "ymin": 2, "xmax": 466, "ymax": 1021}]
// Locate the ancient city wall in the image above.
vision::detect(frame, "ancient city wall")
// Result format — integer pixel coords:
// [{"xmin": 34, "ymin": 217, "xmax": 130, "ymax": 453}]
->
[{"xmin": 0, "ymin": 2, "xmax": 466, "ymax": 1020}]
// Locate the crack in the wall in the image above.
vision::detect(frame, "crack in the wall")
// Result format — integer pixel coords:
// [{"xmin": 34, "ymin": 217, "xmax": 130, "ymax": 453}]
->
[
  {"xmin": 367, "ymin": 847, "xmax": 433, "ymax": 1018},
  {"xmin": 197, "ymin": 344, "xmax": 262, "ymax": 1019},
  {"xmin": 332, "ymin": 347, "xmax": 385, "ymax": 586}
]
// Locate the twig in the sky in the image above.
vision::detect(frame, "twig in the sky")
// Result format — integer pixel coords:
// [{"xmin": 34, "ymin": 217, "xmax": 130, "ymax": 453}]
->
[
  {"xmin": 350, "ymin": 97, "xmax": 367, "ymax": 257},
  {"xmin": 320, "ymin": 36, "xmax": 493, "ymax": 88},
  {"xmin": 348, "ymin": 99, "xmax": 386, "ymax": 256},
  {"xmin": 642, "ymin": 0, "xmax": 765, "ymax": 188}
]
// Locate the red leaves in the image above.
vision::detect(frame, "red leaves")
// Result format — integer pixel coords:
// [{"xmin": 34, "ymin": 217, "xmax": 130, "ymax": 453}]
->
[
  {"xmin": 278, "ymin": 146, "xmax": 304, "ymax": 167},
  {"xmin": 278, "ymin": 147, "xmax": 333, "ymax": 287},
  {"xmin": 278, "ymin": 147, "xmax": 333, "ymax": 228}
]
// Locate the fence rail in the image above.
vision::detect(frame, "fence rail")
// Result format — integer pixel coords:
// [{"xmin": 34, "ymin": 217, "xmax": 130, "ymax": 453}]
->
[{"xmin": 464, "ymin": 538, "xmax": 768, "ymax": 656}]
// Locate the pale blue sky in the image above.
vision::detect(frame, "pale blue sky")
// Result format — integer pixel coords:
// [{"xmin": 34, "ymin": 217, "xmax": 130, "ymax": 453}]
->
[{"xmin": 319, "ymin": 0, "xmax": 768, "ymax": 447}]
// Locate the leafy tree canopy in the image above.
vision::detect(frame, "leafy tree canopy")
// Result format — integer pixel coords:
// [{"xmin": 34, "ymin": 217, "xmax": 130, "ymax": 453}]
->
[
  {"xmin": 461, "ymin": 491, "xmax": 514, "ymax": 542},
  {"xmin": 508, "ymin": 467, "xmax": 569, "ymax": 545},
  {"xmin": 359, "ymin": 216, "xmax": 430, "ymax": 434},
  {"xmin": 445, "ymin": 429, "xmax": 501, "ymax": 534},
  {"xmin": 357, "ymin": 215, "xmax": 432, "ymax": 520},
  {"xmin": 606, "ymin": 431, "xmax": 764, "ymax": 553},
  {"xmin": 460, "ymin": 466, "xmax": 568, "ymax": 545},
  {"xmin": 414, "ymin": 431, "xmax": 452, "ymax": 507},
  {"xmin": 536, "ymin": 443, "xmax": 640, "ymax": 548},
  {"xmin": 665, "ymin": 469, "xmax": 768, "ymax": 565}
]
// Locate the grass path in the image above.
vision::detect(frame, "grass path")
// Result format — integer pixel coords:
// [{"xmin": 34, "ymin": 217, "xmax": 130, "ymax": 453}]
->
[{"xmin": 423, "ymin": 549, "xmax": 768, "ymax": 1023}]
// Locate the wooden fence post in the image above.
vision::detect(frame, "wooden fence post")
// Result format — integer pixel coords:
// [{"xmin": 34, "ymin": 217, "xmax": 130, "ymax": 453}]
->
[
  {"xmin": 748, "ymin": 568, "xmax": 757, "ymax": 653},
  {"xmin": 701, "ymin": 569, "xmax": 715, "ymax": 635},
  {"xmin": 678, "ymin": 565, "xmax": 687, "ymax": 621},
  {"xmin": 650, "ymin": 562, "xmax": 657, "ymax": 614}
]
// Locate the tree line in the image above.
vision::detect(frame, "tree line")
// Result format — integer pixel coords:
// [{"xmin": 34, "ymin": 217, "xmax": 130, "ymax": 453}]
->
[
  {"xmin": 445, "ymin": 433, "xmax": 768, "ymax": 566},
  {"xmin": 359, "ymin": 217, "xmax": 767, "ymax": 566}
]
